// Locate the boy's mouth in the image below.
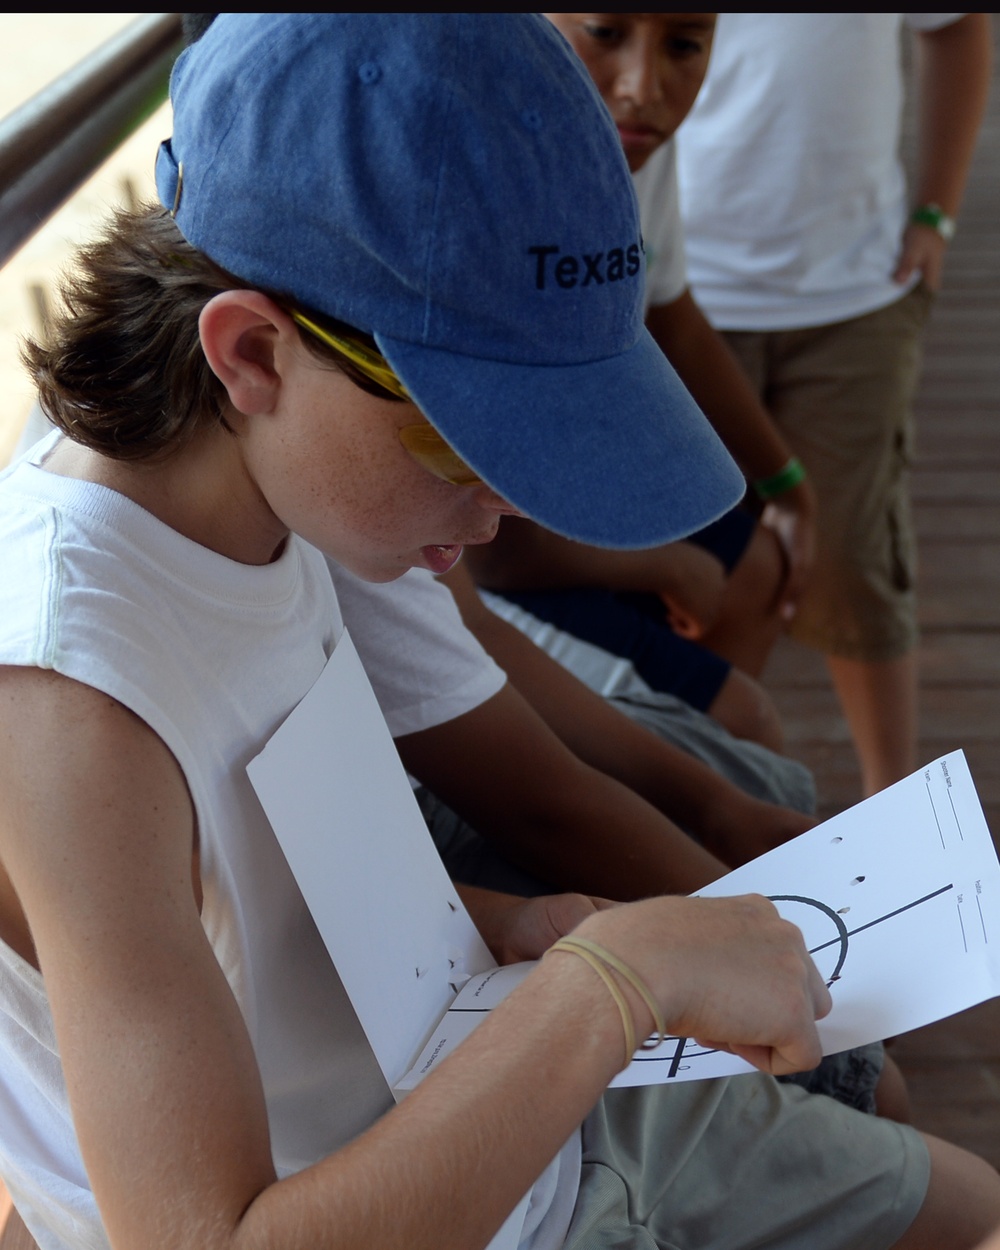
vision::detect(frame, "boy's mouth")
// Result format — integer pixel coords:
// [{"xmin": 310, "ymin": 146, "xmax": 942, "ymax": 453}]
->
[
  {"xmin": 616, "ymin": 122, "xmax": 663, "ymax": 148},
  {"xmin": 420, "ymin": 543, "xmax": 464, "ymax": 575}
]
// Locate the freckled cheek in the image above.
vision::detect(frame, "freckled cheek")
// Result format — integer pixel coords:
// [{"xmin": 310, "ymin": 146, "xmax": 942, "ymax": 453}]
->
[
  {"xmin": 290, "ymin": 409, "xmax": 471, "ymax": 547},
  {"xmin": 338, "ymin": 467, "xmax": 444, "ymax": 549}
]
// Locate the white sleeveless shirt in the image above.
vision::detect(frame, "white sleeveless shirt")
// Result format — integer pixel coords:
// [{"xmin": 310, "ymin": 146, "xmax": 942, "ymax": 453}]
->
[{"xmin": 0, "ymin": 434, "xmax": 577, "ymax": 1250}]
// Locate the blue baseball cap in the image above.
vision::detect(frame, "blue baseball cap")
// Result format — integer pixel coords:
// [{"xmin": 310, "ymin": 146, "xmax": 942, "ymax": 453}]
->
[{"xmin": 155, "ymin": 13, "xmax": 744, "ymax": 548}]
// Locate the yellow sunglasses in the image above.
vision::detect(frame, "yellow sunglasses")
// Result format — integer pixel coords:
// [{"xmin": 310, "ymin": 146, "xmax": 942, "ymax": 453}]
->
[{"xmin": 290, "ymin": 309, "xmax": 483, "ymax": 488}]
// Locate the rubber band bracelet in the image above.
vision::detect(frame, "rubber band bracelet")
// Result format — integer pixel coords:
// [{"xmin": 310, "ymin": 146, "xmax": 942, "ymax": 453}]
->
[
  {"xmin": 753, "ymin": 456, "xmax": 806, "ymax": 502},
  {"xmin": 555, "ymin": 936, "xmax": 668, "ymax": 1047},
  {"xmin": 547, "ymin": 936, "xmax": 667, "ymax": 1067},
  {"xmin": 547, "ymin": 941, "xmax": 636, "ymax": 1067}
]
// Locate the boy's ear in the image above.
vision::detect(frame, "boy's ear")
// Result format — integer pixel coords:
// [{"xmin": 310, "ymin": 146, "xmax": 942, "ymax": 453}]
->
[{"xmin": 198, "ymin": 291, "xmax": 297, "ymax": 417}]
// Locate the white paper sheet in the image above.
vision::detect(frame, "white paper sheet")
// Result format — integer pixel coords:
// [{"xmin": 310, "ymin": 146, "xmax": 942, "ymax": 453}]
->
[
  {"xmin": 401, "ymin": 751, "xmax": 1000, "ymax": 1088},
  {"xmin": 247, "ymin": 631, "xmax": 495, "ymax": 1092},
  {"xmin": 248, "ymin": 633, "xmax": 530, "ymax": 1250}
]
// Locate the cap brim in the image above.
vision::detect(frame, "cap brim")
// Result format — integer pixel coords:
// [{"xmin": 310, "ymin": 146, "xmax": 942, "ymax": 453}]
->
[{"xmin": 377, "ymin": 326, "xmax": 746, "ymax": 549}]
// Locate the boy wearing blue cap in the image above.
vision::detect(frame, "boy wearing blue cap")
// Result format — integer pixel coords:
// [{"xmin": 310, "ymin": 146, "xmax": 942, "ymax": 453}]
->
[{"xmin": 0, "ymin": 14, "xmax": 997, "ymax": 1250}]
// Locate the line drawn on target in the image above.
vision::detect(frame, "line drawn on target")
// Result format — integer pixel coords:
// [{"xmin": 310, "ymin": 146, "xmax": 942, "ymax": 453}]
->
[{"xmin": 631, "ymin": 883, "xmax": 954, "ymax": 1078}]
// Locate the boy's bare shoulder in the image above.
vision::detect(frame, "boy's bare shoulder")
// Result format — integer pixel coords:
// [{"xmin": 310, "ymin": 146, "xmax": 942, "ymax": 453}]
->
[{"xmin": 0, "ymin": 664, "xmax": 199, "ymax": 966}]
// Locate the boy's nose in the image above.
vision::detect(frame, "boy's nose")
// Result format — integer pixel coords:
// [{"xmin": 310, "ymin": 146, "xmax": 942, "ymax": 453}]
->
[
  {"xmin": 616, "ymin": 45, "xmax": 665, "ymax": 108},
  {"xmin": 472, "ymin": 483, "xmax": 524, "ymax": 518}
]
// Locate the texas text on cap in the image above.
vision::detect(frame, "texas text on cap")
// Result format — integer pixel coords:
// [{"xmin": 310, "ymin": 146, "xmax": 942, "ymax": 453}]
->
[{"xmin": 155, "ymin": 13, "xmax": 744, "ymax": 548}]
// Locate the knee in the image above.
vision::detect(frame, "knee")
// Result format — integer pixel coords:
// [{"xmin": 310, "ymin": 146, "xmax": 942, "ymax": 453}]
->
[
  {"xmin": 900, "ymin": 1135, "xmax": 1000, "ymax": 1249},
  {"xmin": 707, "ymin": 668, "xmax": 784, "ymax": 753}
]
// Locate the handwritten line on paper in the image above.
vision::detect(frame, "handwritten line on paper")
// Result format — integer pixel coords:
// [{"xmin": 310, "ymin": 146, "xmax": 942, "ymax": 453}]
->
[
  {"xmin": 950, "ymin": 788, "xmax": 964, "ymax": 841},
  {"xmin": 927, "ymin": 780, "xmax": 946, "ymax": 850}
]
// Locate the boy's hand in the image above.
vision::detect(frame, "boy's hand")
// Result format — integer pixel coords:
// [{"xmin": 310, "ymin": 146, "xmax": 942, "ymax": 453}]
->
[
  {"xmin": 457, "ymin": 885, "xmax": 616, "ymax": 965},
  {"xmin": 698, "ymin": 792, "xmax": 816, "ymax": 868},
  {"xmin": 761, "ymin": 478, "xmax": 817, "ymax": 622},
  {"xmin": 892, "ymin": 222, "xmax": 947, "ymax": 292},
  {"xmin": 576, "ymin": 893, "xmax": 831, "ymax": 1075}
]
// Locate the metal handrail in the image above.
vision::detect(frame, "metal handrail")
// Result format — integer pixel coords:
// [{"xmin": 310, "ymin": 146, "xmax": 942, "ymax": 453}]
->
[{"xmin": 0, "ymin": 13, "xmax": 183, "ymax": 269}]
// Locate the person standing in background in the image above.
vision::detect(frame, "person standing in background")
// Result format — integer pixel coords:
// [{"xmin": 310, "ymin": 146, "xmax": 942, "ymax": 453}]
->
[{"xmin": 676, "ymin": 13, "xmax": 992, "ymax": 796}]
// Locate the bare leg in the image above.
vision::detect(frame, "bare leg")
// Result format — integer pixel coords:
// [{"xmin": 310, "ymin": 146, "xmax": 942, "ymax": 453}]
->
[
  {"xmin": 826, "ymin": 651, "xmax": 918, "ymax": 797},
  {"xmin": 892, "ymin": 1134, "xmax": 1000, "ymax": 1249},
  {"xmin": 875, "ymin": 1052, "xmax": 912, "ymax": 1123},
  {"xmin": 706, "ymin": 667, "xmax": 785, "ymax": 753}
]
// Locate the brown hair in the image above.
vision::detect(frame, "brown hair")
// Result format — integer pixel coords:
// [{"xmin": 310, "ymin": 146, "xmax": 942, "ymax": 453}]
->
[{"xmin": 22, "ymin": 204, "xmax": 394, "ymax": 462}]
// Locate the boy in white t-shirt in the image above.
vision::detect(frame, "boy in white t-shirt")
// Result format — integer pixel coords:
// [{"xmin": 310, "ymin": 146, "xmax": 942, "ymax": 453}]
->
[{"xmin": 675, "ymin": 13, "xmax": 992, "ymax": 796}]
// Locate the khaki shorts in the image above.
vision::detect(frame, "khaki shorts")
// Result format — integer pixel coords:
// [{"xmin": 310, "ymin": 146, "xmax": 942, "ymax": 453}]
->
[
  {"xmin": 566, "ymin": 1075, "xmax": 929, "ymax": 1250},
  {"xmin": 723, "ymin": 284, "xmax": 935, "ymax": 661}
]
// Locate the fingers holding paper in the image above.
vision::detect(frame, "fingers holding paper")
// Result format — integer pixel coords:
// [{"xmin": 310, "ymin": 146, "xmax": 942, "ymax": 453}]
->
[
  {"xmin": 457, "ymin": 884, "xmax": 617, "ymax": 966},
  {"xmin": 571, "ymin": 893, "xmax": 831, "ymax": 1076}
]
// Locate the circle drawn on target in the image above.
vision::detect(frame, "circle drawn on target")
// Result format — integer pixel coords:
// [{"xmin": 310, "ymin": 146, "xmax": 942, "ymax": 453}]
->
[{"xmin": 769, "ymin": 895, "xmax": 849, "ymax": 987}]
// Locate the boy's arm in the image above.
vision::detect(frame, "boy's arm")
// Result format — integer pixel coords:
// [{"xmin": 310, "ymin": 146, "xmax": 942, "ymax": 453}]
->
[
  {"xmin": 463, "ymin": 516, "xmax": 731, "ymax": 642},
  {"xmin": 419, "ymin": 565, "xmax": 812, "ymax": 869},
  {"xmin": 0, "ymin": 665, "xmax": 828, "ymax": 1250},
  {"xmin": 645, "ymin": 289, "xmax": 816, "ymax": 611},
  {"xmin": 398, "ymin": 679, "xmax": 728, "ymax": 897},
  {"xmin": 465, "ymin": 509, "xmax": 724, "ymax": 593},
  {"xmin": 894, "ymin": 13, "xmax": 992, "ymax": 291}
]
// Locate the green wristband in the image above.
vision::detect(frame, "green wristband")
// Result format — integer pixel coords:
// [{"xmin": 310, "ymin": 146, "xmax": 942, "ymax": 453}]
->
[
  {"xmin": 753, "ymin": 456, "xmax": 806, "ymax": 501},
  {"xmin": 910, "ymin": 203, "xmax": 955, "ymax": 242}
]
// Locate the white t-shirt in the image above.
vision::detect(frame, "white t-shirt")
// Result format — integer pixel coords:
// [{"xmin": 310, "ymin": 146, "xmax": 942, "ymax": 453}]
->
[
  {"xmin": 633, "ymin": 138, "xmax": 687, "ymax": 313},
  {"xmin": 329, "ymin": 563, "xmax": 505, "ymax": 737},
  {"xmin": 675, "ymin": 14, "xmax": 963, "ymax": 330},
  {"xmin": 0, "ymin": 435, "xmax": 575, "ymax": 1250}
]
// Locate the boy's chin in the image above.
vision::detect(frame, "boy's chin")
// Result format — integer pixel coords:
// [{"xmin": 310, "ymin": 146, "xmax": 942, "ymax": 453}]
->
[{"xmin": 624, "ymin": 148, "xmax": 653, "ymax": 174}]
